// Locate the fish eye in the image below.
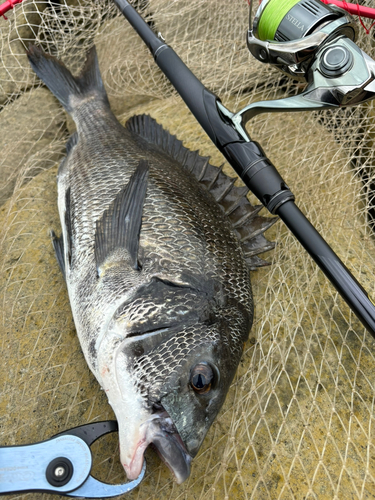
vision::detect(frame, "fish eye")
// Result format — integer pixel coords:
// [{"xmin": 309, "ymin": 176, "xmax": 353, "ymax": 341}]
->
[{"xmin": 190, "ymin": 363, "xmax": 214, "ymax": 394}]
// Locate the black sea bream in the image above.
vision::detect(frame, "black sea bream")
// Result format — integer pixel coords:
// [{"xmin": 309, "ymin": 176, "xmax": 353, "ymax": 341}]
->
[{"xmin": 27, "ymin": 45, "xmax": 275, "ymax": 483}]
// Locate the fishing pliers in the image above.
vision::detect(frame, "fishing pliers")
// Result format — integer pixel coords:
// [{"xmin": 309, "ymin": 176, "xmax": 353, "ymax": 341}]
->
[{"xmin": 0, "ymin": 421, "xmax": 145, "ymax": 498}]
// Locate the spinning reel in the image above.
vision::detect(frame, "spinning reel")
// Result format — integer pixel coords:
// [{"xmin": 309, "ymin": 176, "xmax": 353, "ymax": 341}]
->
[{"xmin": 232, "ymin": 0, "xmax": 375, "ymax": 136}]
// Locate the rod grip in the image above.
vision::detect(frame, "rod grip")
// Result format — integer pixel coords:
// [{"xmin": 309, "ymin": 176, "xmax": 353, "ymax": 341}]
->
[{"xmin": 223, "ymin": 141, "xmax": 295, "ymax": 213}]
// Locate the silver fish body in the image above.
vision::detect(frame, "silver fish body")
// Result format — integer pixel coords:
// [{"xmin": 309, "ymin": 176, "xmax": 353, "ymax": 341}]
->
[{"xmin": 27, "ymin": 46, "xmax": 275, "ymax": 483}]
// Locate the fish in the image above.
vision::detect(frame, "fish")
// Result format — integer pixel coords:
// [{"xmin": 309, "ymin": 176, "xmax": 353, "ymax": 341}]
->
[{"xmin": 27, "ymin": 45, "xmax": 276, "ymax": 484}]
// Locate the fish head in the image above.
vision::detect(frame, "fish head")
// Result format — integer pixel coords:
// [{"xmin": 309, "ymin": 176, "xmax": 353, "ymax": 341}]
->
[
  {"xmin": 100, "ymin": 295, "xmax": 251, "ymax": 485},
  {"xmin": 156, "ymin": 327, "xmax": 236, "ymax": 458}
]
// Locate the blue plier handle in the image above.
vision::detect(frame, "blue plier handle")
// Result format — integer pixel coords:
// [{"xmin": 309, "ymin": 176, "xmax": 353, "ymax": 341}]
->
[{"xmin": 0, "ymin": 421, "xmax": 145, "ymax": 498}]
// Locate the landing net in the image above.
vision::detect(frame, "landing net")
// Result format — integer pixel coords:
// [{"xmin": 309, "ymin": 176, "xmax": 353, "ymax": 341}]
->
[{"xmin": 1, "ymin": 1, "xmax": 375, "ymax": 499}]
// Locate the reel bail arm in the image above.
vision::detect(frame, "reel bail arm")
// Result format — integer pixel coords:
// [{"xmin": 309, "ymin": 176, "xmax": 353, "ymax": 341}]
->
[{"xmin": 113, "ymin": 0, "xmax": 375, "ymax": 338}]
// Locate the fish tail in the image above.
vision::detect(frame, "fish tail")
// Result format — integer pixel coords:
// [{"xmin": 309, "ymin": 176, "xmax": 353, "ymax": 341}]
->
[{"xmin": 27, "ymin": 45, "xmax": 109, "ymax": 114}]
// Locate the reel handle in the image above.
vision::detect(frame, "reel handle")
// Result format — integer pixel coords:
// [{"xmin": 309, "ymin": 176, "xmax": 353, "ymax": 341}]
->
[
  {"xmin": 231, "ymin": 94, "xmax": 332, "ymax": 140},
  {"xmin": 240, "ymin": 35, "xmax": 375, "ymax": 131}
]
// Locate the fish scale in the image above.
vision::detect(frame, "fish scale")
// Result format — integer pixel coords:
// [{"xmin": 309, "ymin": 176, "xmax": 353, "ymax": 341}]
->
[{"xmin": 27, "ymin": 44, "xmax": 275, "ymax": 484}]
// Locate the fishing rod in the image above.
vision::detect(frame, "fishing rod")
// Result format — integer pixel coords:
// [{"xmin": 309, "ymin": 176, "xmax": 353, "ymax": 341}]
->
[{"xmin": 113, "ymin": 0, "xmax": 375, "ymax": 339}]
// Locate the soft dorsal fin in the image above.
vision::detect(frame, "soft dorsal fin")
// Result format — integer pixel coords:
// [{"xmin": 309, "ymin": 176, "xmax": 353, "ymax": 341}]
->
[
  {"xmin": 126, "ymin": 114, "xmax": 276, "ymax": 270},
  {"xmin": 95, "ymin": 159, "xmax": 149, "ymax": 274}
]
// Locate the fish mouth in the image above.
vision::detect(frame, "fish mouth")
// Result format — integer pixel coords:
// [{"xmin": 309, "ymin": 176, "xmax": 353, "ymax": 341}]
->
[{"xmin": 123, "ymin": 410, "xmax": 192, "ymax": 484}]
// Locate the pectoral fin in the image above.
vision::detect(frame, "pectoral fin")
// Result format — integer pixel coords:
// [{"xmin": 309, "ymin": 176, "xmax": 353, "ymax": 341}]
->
[{"xmin": 95, "ymin": 159, "xmax": 149, "ymax": 274}]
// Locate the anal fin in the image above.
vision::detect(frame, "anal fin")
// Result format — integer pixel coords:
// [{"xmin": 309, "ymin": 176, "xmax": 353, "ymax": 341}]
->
[{"xmin": 95, "ymin": 159, "xmax": 149, "ymax": 275}]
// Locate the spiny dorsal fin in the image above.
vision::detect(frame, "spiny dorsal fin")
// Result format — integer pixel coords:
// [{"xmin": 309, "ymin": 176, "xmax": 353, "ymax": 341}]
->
[
  {"xmin": 95, "ymin": 159, "xmax": 149, "ymax": 275},
  {"xmin": 126, "ymin": 114, "xmax": 276, "ymax": 269}
]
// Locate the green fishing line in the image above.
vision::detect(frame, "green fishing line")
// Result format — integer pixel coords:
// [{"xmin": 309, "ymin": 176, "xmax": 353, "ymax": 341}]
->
[{"xmin": 258, "ymin": 0, "xmax": 301, "ymax": 40}]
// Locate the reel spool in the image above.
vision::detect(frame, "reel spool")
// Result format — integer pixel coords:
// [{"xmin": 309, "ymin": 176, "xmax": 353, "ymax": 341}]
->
[
  {"xmin": 231, "ymin": 0, "xmax": 375, "ymax": 138},
  {"xmin": 247, "ymin": 0, "xmax": 358, "ymax": 80},
  {"xmin": 256, "ymin": 0, "xmax": 344, "ymax": 43}
]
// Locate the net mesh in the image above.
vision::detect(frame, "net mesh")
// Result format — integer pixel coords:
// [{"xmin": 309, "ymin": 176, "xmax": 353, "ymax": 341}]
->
[{"xmin": 1, "ymin": 1, "xmax": 375, "ymax": 498}]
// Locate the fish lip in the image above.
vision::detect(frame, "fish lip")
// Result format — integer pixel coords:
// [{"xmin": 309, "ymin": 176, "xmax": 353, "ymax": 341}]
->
[
  {"xmin": 124, "ymin": 410, "xmax": 192, "ymax": 484},
  {"xmin": 150, "ymin": 414, "xmax": 192, "ymax": 484}
]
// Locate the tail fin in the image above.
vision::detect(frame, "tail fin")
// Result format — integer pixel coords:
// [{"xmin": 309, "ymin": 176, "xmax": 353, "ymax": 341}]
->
[{"xmin": 27, "ymin": 45, "xmax": 109, "ymax": 114}]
